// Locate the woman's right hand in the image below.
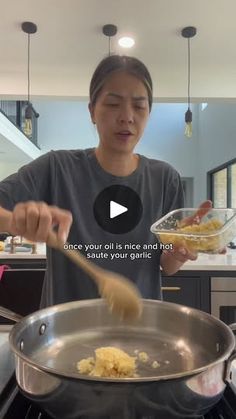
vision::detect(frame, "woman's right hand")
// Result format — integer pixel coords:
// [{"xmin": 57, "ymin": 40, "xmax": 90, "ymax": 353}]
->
[{"xmin": 0, "ymin": 201, "xmax": 73, "ymax": 244}]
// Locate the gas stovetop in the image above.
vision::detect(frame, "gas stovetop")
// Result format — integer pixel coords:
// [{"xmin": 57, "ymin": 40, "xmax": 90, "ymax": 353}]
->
[{"xmin": 0, "ymin": 376, "xmax": 236, "ymax": 419}]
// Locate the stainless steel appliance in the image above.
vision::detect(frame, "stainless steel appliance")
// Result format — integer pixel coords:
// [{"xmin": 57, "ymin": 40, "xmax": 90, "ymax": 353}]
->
[{"xmin": 211, "ymin": 277, "xmax": 236, "ymax": 324}]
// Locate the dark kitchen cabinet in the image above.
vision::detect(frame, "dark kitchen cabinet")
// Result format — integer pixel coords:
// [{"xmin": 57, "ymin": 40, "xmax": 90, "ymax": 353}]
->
[
  {"xmin": 161, "ymin": 272, "xmax": 210, "ymax": 312},
  {"xmin": 0, "ymin": 260, "xmax": 46, "ymax": 323}
]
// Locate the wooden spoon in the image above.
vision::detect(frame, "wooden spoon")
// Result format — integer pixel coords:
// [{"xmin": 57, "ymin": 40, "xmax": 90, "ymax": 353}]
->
[
  {"xmin": 0, "ymin": 207, "xmax": 143, "ymax": 320},
  {"xmin": 47, "ymin": 232, "xmax": 143, "ymax": 320}
]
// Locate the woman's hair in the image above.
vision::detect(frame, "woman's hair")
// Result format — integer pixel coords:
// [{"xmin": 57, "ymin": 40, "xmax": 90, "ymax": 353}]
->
[{"xmin": 89, "ymin": 55, "xmax": 153, "ymax": 111}]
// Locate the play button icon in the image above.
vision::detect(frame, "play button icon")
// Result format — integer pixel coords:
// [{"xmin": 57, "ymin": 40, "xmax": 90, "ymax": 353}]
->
[
  {"xmin": 110, "ymin": 201, "xmax": 128, "ymax": 219},
  {"xmin": 93, "ymin": 185, "xmax": 143, "ymax": 234}
]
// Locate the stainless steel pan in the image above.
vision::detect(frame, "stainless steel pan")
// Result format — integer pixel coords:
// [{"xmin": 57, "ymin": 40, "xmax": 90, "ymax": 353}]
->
[{"xmin": 0, "ymin": 299, "xmax": 235, "ymax": 419}]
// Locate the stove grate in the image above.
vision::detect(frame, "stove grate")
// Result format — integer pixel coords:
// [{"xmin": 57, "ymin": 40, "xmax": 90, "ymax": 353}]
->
[{"xmin": 1, "ymin": 385, "xmax": 236, "ymax": 419}]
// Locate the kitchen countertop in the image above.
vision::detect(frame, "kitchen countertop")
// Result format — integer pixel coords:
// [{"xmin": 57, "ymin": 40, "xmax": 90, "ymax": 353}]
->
[
  {"xmin": 0, "ymin": 242, "xmax": 46, "ymax": 259},
  {"xmin": 1, "ymin": 247, "xmax": 236, "ymax": 271},
  {"xmin": 0, "ymin": 252, "xmax": 46, "ymax": 259},
  {"xmin": 180, "ymin": 249, "xmax": 236, "ymax": 271}
]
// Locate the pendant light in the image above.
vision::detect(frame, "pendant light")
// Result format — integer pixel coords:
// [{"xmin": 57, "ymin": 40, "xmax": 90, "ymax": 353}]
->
[
  {"xmin": 102, "ymin": 24, "xmax": 118, "ymax": 56},
  {"xmin": 181, "ymin": 26, "xmax": 197, "ymax": 138},
  {"xmin": 21, "ymin": 21, "xmax": 39, "ymax": 138}
]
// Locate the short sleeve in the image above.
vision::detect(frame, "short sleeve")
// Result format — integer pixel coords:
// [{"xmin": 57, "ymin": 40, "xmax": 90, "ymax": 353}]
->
[
  {"xmin": 0, "ymin": 152, "xmax": 53, "ymax": 211},
  {"xmin": 163, "ymin": 168, "xmax": 185, "ymax": 214}
]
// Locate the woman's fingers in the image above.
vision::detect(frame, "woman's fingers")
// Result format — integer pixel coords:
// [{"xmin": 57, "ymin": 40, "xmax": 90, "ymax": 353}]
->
[
  {"xmin": 49, "ymin": 206, "xmax": 73, "ymax": 243},
  {"xmin": 219, "ymin": 247, "xmax": 227, "ymax": 254},
  {"xmin": 30, "ymin": 203, "xmax": 53, "ymax": 241},
  {"xmin": 0, "ymin": 207, "xmax": 14, "ymax": 233},
  {"xmin": 164, "ymin": 246, "xmax": 198, "ymax": 263},
  {"xmin": 7, "ymin": 202, "xmax": 72, "ymax": 243},
  {"xmin": 11, "ymin": 202, "xmax": 28, "ymax": 234},
  {"xmin": 185, "ymin": 249, "xmax": 198, "ymax": 261},
  {"xmin": 11, "ymin": 202, "xmax": 48, "ymax": 240}
]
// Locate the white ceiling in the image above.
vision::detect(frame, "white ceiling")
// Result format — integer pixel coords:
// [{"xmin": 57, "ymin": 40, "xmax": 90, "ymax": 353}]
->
[{"xmin": 0, "ymin": 0, "xmax": 236, "ymax": 102}]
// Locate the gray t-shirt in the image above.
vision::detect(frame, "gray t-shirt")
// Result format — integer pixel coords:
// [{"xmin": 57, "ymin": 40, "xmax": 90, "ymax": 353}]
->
[{"xmin": 0, "ymin": 148, "xmax": 184, "ymax": 306}]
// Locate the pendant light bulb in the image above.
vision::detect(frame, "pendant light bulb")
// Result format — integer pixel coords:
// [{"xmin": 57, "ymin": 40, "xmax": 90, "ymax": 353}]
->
[
  {"xmin": 185, "ymin": 123, "xmax": 192, "ymax": 138},
  {"xmin": 24, "ymin": 102, "xmax": 33, "ymax": 137},
  {"xmin": 185, "ymin": 108, "xmax": 192, "ymax": 138},
  {"xmin": 21, "ymin": 21, "xmax": 37, "ymax": 138},
  {"xmin": 24, "ymin": 118, "xmax": 33, "ymax": 137},
  {"xmin": 181, "ymin": 26, "xmax": 197, "ymax": 140}
]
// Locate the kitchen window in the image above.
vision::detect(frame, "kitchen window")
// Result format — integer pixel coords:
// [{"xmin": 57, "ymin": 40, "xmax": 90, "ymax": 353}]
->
[
  {"xmin": 208, "ymin": 158, "xmax": 236, "ymax": 208},
  {"xmin": 231, "ymin": 163, "xmax": 236, "ymax": 207}
]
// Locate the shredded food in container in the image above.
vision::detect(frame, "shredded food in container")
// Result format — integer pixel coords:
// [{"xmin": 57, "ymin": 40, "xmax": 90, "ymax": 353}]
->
[{"xmin": 159, "ymin": 218, "xmax": 223, "ymax": 252}]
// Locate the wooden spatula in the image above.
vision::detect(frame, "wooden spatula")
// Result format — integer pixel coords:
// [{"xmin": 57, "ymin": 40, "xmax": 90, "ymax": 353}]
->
[
  {"xmin": 0, "ymin": 207, "xmax": 143, "ymax": 320},
  {"xmin": 47, "ymin": 232, "xmax": 143, "ymax": 320}
]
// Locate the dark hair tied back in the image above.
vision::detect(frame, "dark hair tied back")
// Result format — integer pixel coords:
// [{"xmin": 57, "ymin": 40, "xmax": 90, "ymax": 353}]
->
[{"xmin": 89, "ymin": 55, "xmax": 153, "ymax": 111}]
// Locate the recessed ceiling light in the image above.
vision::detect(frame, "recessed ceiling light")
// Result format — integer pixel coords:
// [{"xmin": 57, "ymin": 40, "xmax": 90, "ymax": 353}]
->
[{"xmin": 118, "ymin": 36, "xmax": 135, "ymax": 48}]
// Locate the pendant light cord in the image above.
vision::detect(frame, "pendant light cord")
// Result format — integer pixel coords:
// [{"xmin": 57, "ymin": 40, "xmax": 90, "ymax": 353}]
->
[
  {"xmin": 27, "ymin": 33, "xmax": 30, "ymax": 104},
  {"xmin": 187, "ymin": 37, "xmax": 191, "ymax": 109}
]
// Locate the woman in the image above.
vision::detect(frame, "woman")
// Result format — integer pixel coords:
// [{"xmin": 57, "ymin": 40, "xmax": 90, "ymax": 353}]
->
[{"xmin": 0, "ymin": 55, "xmax": 202, "ymax": 307}]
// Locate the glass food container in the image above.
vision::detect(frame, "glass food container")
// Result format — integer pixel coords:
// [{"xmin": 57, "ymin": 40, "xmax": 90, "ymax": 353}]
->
[{"xmin": 150, "ymin": 208, "xmax": 236, "ymax": 253}]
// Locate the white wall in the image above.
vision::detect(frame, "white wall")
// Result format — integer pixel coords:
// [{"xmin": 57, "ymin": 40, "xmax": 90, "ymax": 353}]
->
[
  {"xmin": 135, "ymin": 104, "xmax": 199, "ymax": 178},
  {"xmin": 3, "ymin": 101, "xmax": 235, "ymax": 207},
  {"xmin": 34, "ymin": 100, "xmax": 200, "ymax": 204},
  {"xmin": 34, "ymin": 101, "xmax": 97, "ymax": 152}
]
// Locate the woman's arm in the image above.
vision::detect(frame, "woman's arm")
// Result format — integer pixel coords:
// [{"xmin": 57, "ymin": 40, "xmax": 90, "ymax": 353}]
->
[
  {"xmin": 160, "ymin": 201, "xmax": 211, "ymax": 275},
  {"xmin": 0, "ymin": 206, "xmax": 12, "ymax": 233}
]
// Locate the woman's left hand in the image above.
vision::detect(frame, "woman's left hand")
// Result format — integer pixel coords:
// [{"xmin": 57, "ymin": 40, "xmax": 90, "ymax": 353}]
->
[
  {"xmin": 163, "ymin": 246, "xmax": 198, "ymax": 263},
  {"xmin": 160, "ymin": 245, "xmax": 198, "ymax": 275},
  {"xmin": 162, "ymin": 200, "xmax": 210, "ymax": 264},
  {"xmin": 160, "ymin": 200, "xmax": 226, "ymax": 275}
]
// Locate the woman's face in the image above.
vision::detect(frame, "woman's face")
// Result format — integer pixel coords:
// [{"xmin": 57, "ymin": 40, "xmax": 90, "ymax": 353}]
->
[{"xmin": 89, "ymin": 71, "xmax": 150, "ymax": 154}]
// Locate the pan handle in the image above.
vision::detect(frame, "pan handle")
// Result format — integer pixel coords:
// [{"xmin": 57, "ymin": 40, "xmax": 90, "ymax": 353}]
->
[
  {"xmin": 0, "ymin": 305, "xmax": 23, "ymax": 322},
  {"xmin": 224, "ymin": 323, "xmax": 236, "ymax": 385}
]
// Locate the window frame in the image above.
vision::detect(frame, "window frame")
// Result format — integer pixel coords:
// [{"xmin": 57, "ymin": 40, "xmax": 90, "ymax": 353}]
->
[{"xmin": 207, "ymin": 157, "xmax": 236, "ymax": 207}]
